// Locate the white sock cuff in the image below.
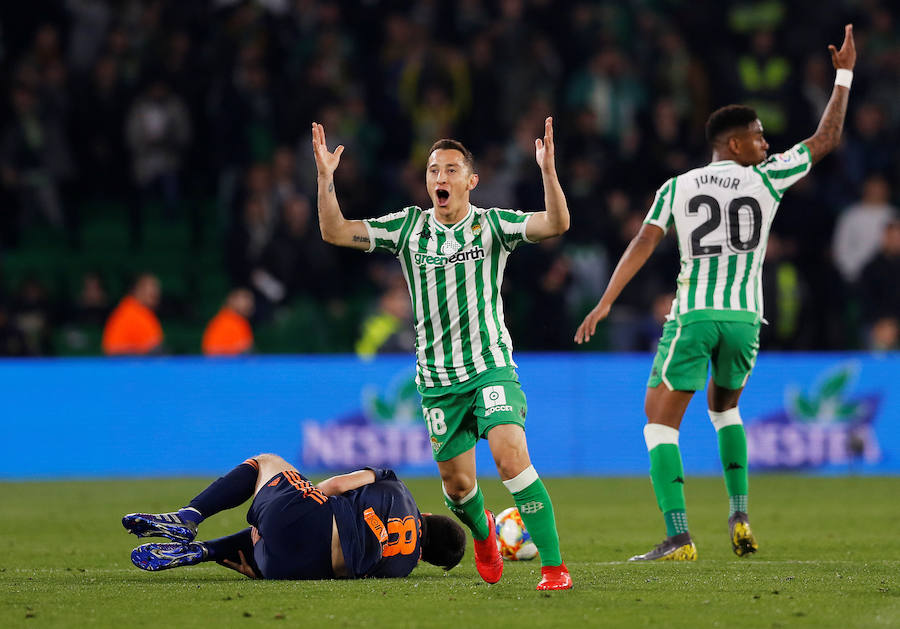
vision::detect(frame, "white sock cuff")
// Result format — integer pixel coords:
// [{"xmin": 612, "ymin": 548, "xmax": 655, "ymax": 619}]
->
[
  {"xmin": 443, "ymin": 481, "xmax": 479, "ymax": 505},
  {"xmin": 502, "ymin": 465, "xmax": 539, "ymax": 494},
  {"xmin": 709, "ymin": 407, "xmax": 743, "ymax": 431},
  {"xmin": 644, "ymin": 423, "xmax": 680, "ymax": 450}
]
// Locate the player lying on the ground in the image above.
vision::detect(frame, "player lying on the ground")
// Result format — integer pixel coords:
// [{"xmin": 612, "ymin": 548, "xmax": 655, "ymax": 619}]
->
[{"xmin": 123, "ymin": 454, "xmax": 466, "ymax": 579}]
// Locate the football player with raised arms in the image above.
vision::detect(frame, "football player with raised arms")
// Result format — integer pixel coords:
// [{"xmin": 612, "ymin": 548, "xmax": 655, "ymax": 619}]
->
[
  {"xmin": 576, "ymin": 25, "xmax": 856, "ymax": 561},
  {"xmin": 312, "ymin": 117, "xmax": 572, "ymax": 590}
]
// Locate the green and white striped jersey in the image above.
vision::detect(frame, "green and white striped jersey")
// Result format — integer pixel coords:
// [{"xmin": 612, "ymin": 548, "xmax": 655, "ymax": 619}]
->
[
  {"xmin": 644, "ymin": 142, "xmax": 813, "ymax": 324},
  {"xmin": 363, "ymin": 204, "xmax": 534, "ymax": 387}
]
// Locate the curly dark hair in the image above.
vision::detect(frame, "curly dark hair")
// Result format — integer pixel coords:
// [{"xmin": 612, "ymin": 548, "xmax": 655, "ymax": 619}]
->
[{"xmin": 705, "ymin": 105, "xmax": 759, "ymax": 145}]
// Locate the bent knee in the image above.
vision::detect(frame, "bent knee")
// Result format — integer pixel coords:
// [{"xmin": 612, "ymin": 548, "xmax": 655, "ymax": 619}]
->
[
  {"xmin": 252, "ymin": 454, "xmax": 297, "ymax": 493},
  {"xmin": 491, "ymin": 442, "xmax": 531, "ymax": 480},
  {"xmin": 494, "ymin": 453, "xmax": 531, "ymax": 481},
  {"xmin": 253, "ymin": 453, "xmax": 286, "ymax": 466},
  {"xmin": 441, "ymin": 473, "xmax": 476, "ymax": 502}
]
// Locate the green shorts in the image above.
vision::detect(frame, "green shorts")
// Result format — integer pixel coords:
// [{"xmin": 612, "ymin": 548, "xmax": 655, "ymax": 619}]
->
[
  {"xmin": 648, "ymin": 319, "xmax": 761, "ymax": 391},
  {"xmin": 419, "ymin": 367, "xmax": 527, "ymax": 462}
]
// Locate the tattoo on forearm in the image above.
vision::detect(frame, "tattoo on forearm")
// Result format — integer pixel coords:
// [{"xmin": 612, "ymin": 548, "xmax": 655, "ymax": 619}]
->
[
  {"xmin": 328, "ymin": 182, "xmax": 334, "ymax": 193},
  {"xmin": 352, "ymin": 234, "xmax": 370, "ymax": 243},
  {"xmin": 806, "ymin": 88, "xmax": 849, "ymax": 163}
]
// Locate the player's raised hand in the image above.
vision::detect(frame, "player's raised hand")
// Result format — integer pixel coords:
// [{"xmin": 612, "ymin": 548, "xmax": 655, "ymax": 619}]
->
[
  {"xmin": 311, "ymin": 122, "xmax": 344, "ymax": 178},
  {"xmin": 574, "ymin": 301, "xmax": 611, "ymax": 345},
  {"xmin": 535, "ymin": 116, "xmax": 556, "ymax": 173},
  {"xmin": 828, "ymin": 24, "xmax": 856, "ymax": 70}
]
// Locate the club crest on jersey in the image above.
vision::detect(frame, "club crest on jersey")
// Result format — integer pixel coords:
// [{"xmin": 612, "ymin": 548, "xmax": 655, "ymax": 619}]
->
[
  {"xmin": 441, "ymin": 240, "xmax": 461, "ymax": 256},
  {"xmin": 472, "ymin": 221, "xmax": 481, "ymax": 235}
]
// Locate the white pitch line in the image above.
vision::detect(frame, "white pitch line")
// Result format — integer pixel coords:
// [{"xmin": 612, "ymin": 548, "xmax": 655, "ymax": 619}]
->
[{"xmin": 575, "ymin": 559, "xmax": 900, "ymax": 566}]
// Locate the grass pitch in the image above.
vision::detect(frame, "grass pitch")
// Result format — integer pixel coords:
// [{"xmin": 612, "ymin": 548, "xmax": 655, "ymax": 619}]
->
[{"xmin": 1, "ymin": 475, "xmax": 897, "ymax": 628}]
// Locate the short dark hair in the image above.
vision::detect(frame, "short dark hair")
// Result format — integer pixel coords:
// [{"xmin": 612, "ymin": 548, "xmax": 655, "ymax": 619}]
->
[
  {"xmin": 420, "ymin": 514, "xmax": 466, "ymax": 570},
  {"xmin": 705, "ymin": 105, "xmax": 759, "ymax": 145},
  {"xmin": 428, "ymin": 139, "xmax": 475, "ymax": 173}
]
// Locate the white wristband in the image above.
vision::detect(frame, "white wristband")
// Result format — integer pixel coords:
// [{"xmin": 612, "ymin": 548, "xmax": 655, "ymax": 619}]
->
[{"xmin": 835, "ymin": 69, "xmax": 853, "ymax": 88}]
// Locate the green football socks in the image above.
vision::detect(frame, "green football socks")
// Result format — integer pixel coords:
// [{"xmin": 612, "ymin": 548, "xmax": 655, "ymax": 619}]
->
[
  {"xmin": 645, "ymin": 424, "xmax": 689, "ymax": 537},
  {"xmin": 710, "ymin": 409, "xmax": 750, "ymax": 517},
  {"xmin": 443, "ymin": 483, "xmax": 490, "ymax": 541},
  {"xmin": 503, "ymin": 466, "xmax": 562, "ymax": 567}
]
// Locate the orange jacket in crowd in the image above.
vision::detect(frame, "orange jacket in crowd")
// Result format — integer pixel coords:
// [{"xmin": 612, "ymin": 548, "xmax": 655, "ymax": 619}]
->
[
  {"xmin": 202, "ymin": 307, "xmax": 253, "ymax": 356},
  {"xmin": 102, "ymin": 296, "xmax": 164, "ymax": 355}
]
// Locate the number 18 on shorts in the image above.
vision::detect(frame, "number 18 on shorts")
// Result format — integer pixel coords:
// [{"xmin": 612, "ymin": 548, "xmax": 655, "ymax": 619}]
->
[{"xmin": 421, "ymin": 379, "xmax": 528, "ymax": 462}]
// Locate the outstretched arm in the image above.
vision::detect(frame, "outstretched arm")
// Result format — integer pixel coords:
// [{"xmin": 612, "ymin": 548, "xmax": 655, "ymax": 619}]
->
[
  {"xmin": 526, "ymin": 117, "xmax": 571, "ymax": 241},
  {"xmin": 312, "ymin": 122, "xmax": 371, "ymax": 250},
  {"xmin": 801, "ymin": 24, "xmax": 856, "ymax": 164},
  {"xmin": 316, "ymin": 469, "xmax": 376, "ymax": 497},
  {"xmin": 574, "ymin": 223, "xmax": 666, "ymax": 344}
]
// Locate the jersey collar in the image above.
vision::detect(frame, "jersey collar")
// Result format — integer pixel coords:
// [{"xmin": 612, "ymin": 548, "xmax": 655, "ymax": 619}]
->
[{"xmin": 430, "ymin": 203, "xmax": 473, "ymax": 232}]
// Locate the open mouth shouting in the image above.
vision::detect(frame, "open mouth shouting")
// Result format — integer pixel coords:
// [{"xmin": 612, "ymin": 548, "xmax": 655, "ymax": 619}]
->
[{"xmin": 435, "ymin": 188, "xmax": 450, "ymax": 207}]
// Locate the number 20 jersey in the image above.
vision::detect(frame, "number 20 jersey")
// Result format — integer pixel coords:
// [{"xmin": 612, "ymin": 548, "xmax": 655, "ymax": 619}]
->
[{"xmin": 644, "ymin": 142, "xmax": 813, "ymax": 325}]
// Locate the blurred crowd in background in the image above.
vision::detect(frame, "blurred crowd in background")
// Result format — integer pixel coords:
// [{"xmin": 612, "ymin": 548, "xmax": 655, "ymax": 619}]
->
[{"xmin": 0, "ymin": 0, "xmax": 899, "ymax": 357}]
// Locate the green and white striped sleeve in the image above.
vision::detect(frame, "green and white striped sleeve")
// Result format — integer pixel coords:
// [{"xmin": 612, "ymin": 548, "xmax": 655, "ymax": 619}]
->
[
  {"xmin": 758, "ymin": 143, "xmax": 813, "ymax": 195},
  {"xmin": 643, "ymin": 177, "xmax": 676, "ymax": 229},
  {"xmin": 363, "ymin": 206, "xmax": 415, "ymax": 254},
  {"xmin": 491, "ymin": 208, "xmax": 535, "ymax": 251}
]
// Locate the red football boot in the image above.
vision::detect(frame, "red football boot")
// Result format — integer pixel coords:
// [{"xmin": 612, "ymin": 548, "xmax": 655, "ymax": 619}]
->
[
  {"xmin": 472, "ymin": 509, "xmax": 503, "ymax": 584},
  {"xmin": 536, "ymin": 562, "xmax": 573, "ymax": 591}
]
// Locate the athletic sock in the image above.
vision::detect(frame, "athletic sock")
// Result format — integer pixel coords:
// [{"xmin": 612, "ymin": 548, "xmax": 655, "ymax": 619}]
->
[
  {"xmin": 644, "ymin": 424, "xmax": 689, "ymax": 537},
  {"xmin": 443, "ymin": 483, "xmax": 490, "ymax": 541},
  {"xmin": 202, "ymin": 528, "xmax": 254, "ymax": 563},
  {"xmin": 185, "ymin": 458, "xmax": 260, "ymax": 522},
  {"xmin": 504, "ymin": 466, "xmax": 562, "ymax": 567},
  {"xmin": 710, "ymin": 409, "xmax": 749, "ymax": 517},
  {"xmin": 663, "ymin": 510, "xmax": 690, "ymax": 536}
]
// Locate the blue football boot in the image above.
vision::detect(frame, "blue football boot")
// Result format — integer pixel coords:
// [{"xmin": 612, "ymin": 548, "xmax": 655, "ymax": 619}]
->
[
  {"xmin": 131, "ymin": 542, "xmax": 207, "ymax": 571},
  {"xmin": 123, "ymin": 512, "xmax": 198, "ymax": 543}
]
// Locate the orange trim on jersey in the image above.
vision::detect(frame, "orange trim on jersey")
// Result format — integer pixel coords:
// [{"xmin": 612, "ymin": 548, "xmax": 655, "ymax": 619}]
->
[
  {"xmin": 243, "ymin": 458, "xmax": 260, "ymax": 470},
  {"xmin": 268, "ymin": 476, "xmax": 282, "ymax": 487},
  {"xmin": 283, "ymin": 470, "xmax": 327, "ymax": 504},
  {"xmin": 363, "ymin": 508, "xmax": 388, "ymax": 544}
]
